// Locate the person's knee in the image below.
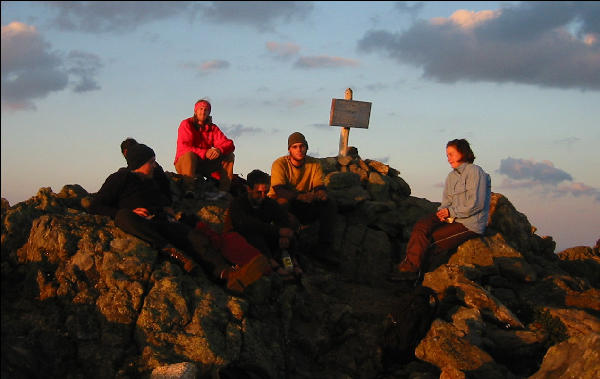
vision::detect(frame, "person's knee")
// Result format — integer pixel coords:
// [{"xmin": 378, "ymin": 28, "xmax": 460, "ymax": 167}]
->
[{"xmin": 176, "ymin": 152, "xmax": 200, "ymax": 176}]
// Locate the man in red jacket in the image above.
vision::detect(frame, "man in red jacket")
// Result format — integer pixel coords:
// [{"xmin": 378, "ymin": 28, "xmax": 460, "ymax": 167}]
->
[{"xmin": 174, "ymin": 99, "xmax": 235, "ymax": 193}]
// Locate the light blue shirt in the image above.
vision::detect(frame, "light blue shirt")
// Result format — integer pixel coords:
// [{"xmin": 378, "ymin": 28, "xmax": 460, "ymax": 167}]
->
[{"xmin": 439, "ymin": 162, "xmax": 491, "ymax": 234}]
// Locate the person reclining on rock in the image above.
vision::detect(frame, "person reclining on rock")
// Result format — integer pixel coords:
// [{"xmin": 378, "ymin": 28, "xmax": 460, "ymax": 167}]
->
[
  {"xmin": 89, "ymin": 142, "xmax": 264, "ymax": 293},
  {"xmin": 389, "ymin": 138, "xmax": 491, "ymax": 281},
  {"xmin": 174, "ymin": 99, "xmax": 235, "ymax": 197},
  {"xmin": 230, "ymin": 169, "xmax": 302, "ymax": 276},
  {"xmin": 121, "ymin": 137, "xmax": 172, "ymax": 200},
  {"xmin": 268, "ymin": 132, "xmax": 339, "ymax": 266}
]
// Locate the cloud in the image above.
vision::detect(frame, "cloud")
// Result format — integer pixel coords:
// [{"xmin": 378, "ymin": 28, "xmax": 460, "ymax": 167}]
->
[
  {"xmin": 220, "ymin": 124, "xmax": 263, "ymax": 139},
  {"xmin": 198, "ymin": 1, "xmax": 313, "ymax": 32},
  {"xmin": 1, "ymin": 22, "xmax": 101, "ymax": 110},
  {"xmin": 553, "ymin": 137, "xmax": 580, "ymax": 147},
  {"xmin": 181, "ymin": 60, "xmax": 230, "ymax": 74},
  {"xmin": 66, "ymin": 50, "xmax": 103, "ymax": 92},
  {"xmin": 394, "ymin": 2, "xmax": 425, "ymax": 19},
  {"xmin": 499, "ymin": 178, "xmax": 600, "ymax": 203},
  {"xmin": 201, "ymin": 60, "xmax": 230, "ymax": 71},
  {"xmin": 294, "ymin": 56, "xmax": 359, "ymax": 69},
  {"xmin": 287, "ymin": 99, "xmax": 305, "ymax": 108},
  {"xmin": 45, "ymin": 1, "xmax": 193, "ymax": 33},
  {"xmin": 266, "ymin": 41, "xmax": 301, "ymax": 60},
  {"xmin": 555, "ymin": 182, "xmax": 600, "ymax": 202},
  {"xmin": 358, "ymin": 3, "xmax": 600, "ymax": 90},
  {"xmin": 497, "ymin": 157, "xmax": 572, "ymax": 185},
  {"xmin": 497, "ymin": 157, "xmax": 600, "ymax": 203}
]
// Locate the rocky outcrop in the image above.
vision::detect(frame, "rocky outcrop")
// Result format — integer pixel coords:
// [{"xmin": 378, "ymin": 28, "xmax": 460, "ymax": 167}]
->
[{"xmin": 2, "ymin": 150, "xmax": 599, "ymax": 378}]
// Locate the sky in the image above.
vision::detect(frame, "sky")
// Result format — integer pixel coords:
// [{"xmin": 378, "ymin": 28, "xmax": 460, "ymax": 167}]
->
[{"xmin": 2, "ymin": 1, "xmax": 599, "ymax": 252}]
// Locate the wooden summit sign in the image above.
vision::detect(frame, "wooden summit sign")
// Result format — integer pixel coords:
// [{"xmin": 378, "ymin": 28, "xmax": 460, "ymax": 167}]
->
[
  {"xmin": 329, "ymin": 88, "xmax": 372, "ymax": 156},
  {"xmin": 329, "ymin": 99, "xmax": 371, "ymax": 129}
]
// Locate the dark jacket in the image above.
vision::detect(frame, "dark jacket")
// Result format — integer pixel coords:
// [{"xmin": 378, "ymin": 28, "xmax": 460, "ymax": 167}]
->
[
  {"xmin": 89, "ymin": 168, "xmax": 172, "ymax": 219},
  {"xmin": 230, "ymin": 195, "xmax": 290, "ymax": 240}
]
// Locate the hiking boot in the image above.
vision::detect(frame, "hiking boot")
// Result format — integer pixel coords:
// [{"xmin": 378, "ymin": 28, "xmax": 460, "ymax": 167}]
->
[
  {"xmin": 221, "ymin": 254, "xmax": 270, "ymax": 294},
  {"xmin": 387, "ymin": 259, "xmax": 420, "ymax": 282},
  {"xmin": 162, "ymin": 245, "xmax": 198, "ymax": 273}
]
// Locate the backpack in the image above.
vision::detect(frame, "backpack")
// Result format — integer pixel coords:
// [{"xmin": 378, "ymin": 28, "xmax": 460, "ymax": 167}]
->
[{"xmin": 381, "ymin": 285, "xmax": 439, "ymax": 368}]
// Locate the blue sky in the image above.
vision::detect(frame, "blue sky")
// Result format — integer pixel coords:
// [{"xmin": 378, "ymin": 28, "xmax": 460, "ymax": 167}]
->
[{"xmin": 2, "ymin": 1, "xmax": 599, "ymax": 251}]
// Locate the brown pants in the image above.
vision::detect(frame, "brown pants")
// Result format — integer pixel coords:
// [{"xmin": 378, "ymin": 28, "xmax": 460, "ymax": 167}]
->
[
  {"xmin": 405, "ymin": 213, "xmax": 479, "ymax": 269},
  {"xmin": 175, "ymin": 151, "xmax": 235, "ymax": 191}
]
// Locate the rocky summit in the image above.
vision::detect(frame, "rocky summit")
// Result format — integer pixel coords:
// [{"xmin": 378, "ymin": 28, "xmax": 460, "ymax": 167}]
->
[{"xmin": 2, "ymin": 149, "xmax": 599, "ymax": 379}]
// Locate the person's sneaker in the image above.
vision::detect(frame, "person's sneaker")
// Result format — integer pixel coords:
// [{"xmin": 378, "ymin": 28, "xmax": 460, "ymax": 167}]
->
[
  {"xmin": 387, "ymin": 259, "xmax": 420, "ymax": 282},
  {"xmin": 221, "ymin": 254, "xmax": 270, "ymax": 294}
]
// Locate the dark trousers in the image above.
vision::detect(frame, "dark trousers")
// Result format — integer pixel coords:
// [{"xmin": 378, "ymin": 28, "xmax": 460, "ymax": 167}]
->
[
  {"xmin": 114, "ymin": 209, "xmax": 228, "ymax": 277},
  {"xmin": 236, "ymin": 229, "xmax": 278, "ymax": 259},
  {"xmin": 288, "ymin": 198, "xmax": 337, "ymax": 245},
  {"xmin": 405, "ymin": 213, "xmax": 479, "ymax": 269}
]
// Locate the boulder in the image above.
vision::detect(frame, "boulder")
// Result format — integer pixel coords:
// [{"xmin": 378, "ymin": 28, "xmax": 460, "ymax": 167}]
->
[{"xmin": 530, "ymin": 332, "xmax": 600, "ymax": 379}]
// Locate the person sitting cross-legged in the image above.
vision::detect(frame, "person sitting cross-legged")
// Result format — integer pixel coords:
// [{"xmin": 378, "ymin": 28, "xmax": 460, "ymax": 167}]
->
[
  {"xmin": 230, "ymin": 169, "xmax": 302, "ymax": 277},
  {"xmin": 267, "ymin": 132, "xmax": 339, "ymax": 266}
]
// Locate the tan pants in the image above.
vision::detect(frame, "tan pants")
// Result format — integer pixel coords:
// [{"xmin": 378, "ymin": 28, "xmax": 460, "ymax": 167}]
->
[{"xmin": 175, "ymin": 151, "xmax": 235, "ymax": 191}]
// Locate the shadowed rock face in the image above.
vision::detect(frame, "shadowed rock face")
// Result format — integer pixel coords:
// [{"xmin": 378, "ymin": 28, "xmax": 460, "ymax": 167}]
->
[{"xmin": 2, "ymin": 153, "xmax": 599, "ymax": 379}]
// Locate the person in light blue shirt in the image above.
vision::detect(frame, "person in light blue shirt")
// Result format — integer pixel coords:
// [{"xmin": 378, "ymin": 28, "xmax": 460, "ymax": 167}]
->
[{"xmin": 389, "ymin": 139, "xmax": 491, "ymax": 281}]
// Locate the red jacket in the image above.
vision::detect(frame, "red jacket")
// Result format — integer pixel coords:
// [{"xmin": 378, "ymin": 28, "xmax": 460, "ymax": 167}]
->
[{"xmin": 174, "ymin": 117, "xmax": 235, "ymax": 165}]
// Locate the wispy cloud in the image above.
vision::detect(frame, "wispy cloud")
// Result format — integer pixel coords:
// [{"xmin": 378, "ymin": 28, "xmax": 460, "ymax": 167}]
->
[
  {"xmin": 45, "ymin": 1, "xmax": 193, "ymax": 33},
  {"xmin": 553, "ymin": 137, "xmax": 580, "ymax": 148},
  {"xmin": 394, "ymin": 2, "xmax": 425, "ymax": 20},
  {"xmin": 1, "ymin": 22, "xmax": 101, "ymax": 110},
  {"xmin": 221, "ymin": 124, "xmax": 263, "ymax": 139},
  {"xmin": 181, "ymin": 60, "xmax": 230, "ymax": 74},
  {"xmin": 358, "ymin": 3, "xmax": 600, "ymax": 90},
  {"xmin": 43, "ymin": 2, "xmax": 313, "ymax": 34},
  {"xmin": 198, "ymin": 1, "xmax": 313, "ymax": 32},
  {"xmin": 266, "ymin": 41, "xmax": 301, "ymax": 60},
  {"xmin": 497, "ymin": 157, "xmax": 600, "ymax": 202},
  {"xmin": 294, "ymin": 56, "xmax": 359, "ymax": 69},
  {"xmin": 67, "ymin": 50, "xmax": 103, "ymax": 92}
]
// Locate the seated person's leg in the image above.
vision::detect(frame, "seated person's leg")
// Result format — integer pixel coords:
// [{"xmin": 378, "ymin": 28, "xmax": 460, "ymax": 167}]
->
[
  {"xmin": 163, "ymin": 221, "xmax": 230, "ymax": 279},
  {"xmin": 114, "ymin": 208, "xmax": 168, "ymax": 249},
  {"xmin": 115, "ymin": 209, "xmax": 198, "ymax": 273},
  {"xmin": 218, "ymin": 153, "xmax": 235, "ymax": 192},
  {"xmin": 175, "ymin": 151, "xmax": 200, "ymax": 178},
  {"xmin": 317, "ymin": 198, "xmax": 337, "ymax": 246},
  {"xmin": 429, "ymin": 222, "xmax": 479, "ymax": 255},
  {"xmin": 402, "ymin": 213, "xmax": 441, "ymax": 271}
]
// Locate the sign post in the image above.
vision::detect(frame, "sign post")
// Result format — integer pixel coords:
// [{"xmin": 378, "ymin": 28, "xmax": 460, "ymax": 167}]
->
[{"xmin": 329, "ymin": 88, "xmax": 371, "ymax": 156}]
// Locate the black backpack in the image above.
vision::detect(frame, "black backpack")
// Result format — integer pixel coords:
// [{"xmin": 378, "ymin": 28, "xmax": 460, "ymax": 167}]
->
[{"xmin": 381, "ymin": 285, "xmax": 439, "ymax": 368}]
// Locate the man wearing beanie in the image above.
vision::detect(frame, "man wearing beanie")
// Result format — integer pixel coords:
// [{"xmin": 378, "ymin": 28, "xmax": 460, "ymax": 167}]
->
[
  {"xmin": 174, "ymin": 99, "xmax": 235, "ymax": 194},
  {"xmin": 90, "ymin": 142, "xmax": 255, "ymax": 291},
  {"xmin": 268, "ymin": 132, "xmax": 339, "ymax": 265}
]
